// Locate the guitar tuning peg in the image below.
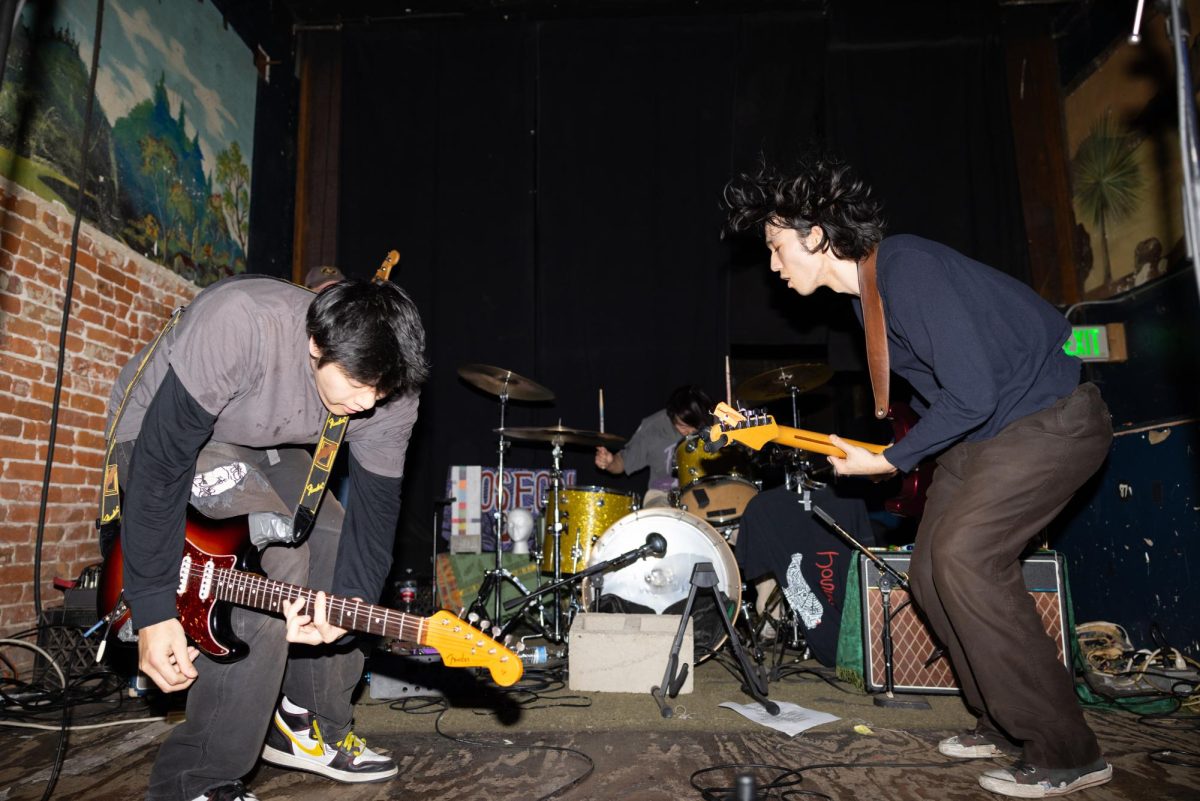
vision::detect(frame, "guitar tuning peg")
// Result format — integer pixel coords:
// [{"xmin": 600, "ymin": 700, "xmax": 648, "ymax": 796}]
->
[
  {"xmin": 479, "ymin": 619, "xmax": 491, "ymax": 631},
  {"xmin": 491, "ymin": 626, "xmax": 503, "ymax": 638},
  {"xmin": 467, "ymin": 611, "xmax": 479, "ymax": 624},
  {"xmin": 512, "ymin": 640, "xmax": 526, "ymax": 652},
  {"xmin": 457, "ymin": 607, "xmax": 467, "ymax": 619}
]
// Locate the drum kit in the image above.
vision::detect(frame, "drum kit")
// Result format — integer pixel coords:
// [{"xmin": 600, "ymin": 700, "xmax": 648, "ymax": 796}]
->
[{"xmin": 453, "ymin": 361, "xmax": 834, "ymax": 658}]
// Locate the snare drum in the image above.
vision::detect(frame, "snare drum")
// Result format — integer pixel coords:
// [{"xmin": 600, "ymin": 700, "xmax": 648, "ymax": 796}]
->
[
  {"xmin": 674, "ymin": 434, "xmax": 750, "ymax": 487},
  {"xmin": 581, "ymin": 508, "xmax": 741, "ymax": 658},
  {"xmin": 540, "ymin": 486, "xmax": 639, "ymax": 575},
  {"xmin": 675, "ymin": 474, "xmax": 759, "ymax": 529}
]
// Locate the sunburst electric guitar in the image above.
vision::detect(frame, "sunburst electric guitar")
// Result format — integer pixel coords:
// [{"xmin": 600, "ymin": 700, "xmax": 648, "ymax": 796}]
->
[{"xmin": 98, "ymin": 515, "xmax": 523, "ymax": 687}]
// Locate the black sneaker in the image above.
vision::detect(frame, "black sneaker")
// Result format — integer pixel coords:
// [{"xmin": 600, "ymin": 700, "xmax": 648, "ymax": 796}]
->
[
  {"xmin": 979, "ymin": 759, "xmax": 1113, "ymax": 798},
  {"xmin": 190, "ymin": 782, "xmax": 259, "ymax": 801},
  {"xmin": 938, "ymin": 728, "xmax": 1020, "ymax": 759},
  {"xmin": 260, "ymin": 698, "xmax": 398, "ymax": 783}
]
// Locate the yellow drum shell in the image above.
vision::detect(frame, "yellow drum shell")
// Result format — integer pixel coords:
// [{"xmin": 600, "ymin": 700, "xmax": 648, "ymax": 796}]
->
[
  {"xmin": 674, "ymin": 434, "xmax": 750, "ymax": 487},
  {"xmin": 540, "ymin": 486, "xmax": 639, "ymax": 575},
  {"xmin": 675, "ymin": 475, "xmax": 759, "ymax": 527}
]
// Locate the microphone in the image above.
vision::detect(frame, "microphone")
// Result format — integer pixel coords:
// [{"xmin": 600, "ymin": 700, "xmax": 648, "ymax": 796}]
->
[{"xmin": 641, "ymin": 532, "xmax": 667, "ymax": 558}]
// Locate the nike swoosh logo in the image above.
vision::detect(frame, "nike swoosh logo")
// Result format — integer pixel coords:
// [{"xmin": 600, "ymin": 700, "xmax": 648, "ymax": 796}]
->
[{"xmin": 277, "ymin": 714, "xmax": 324, "ymax": 757}]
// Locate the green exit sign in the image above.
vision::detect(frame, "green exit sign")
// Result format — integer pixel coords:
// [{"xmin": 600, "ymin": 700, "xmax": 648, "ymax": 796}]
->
[{"xmin": 1063, "ymin": 323, "xmax": 1126, "ymax": 362}]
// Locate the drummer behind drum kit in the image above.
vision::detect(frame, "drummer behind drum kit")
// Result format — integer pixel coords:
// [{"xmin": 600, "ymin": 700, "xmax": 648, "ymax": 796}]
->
[{"xmin": 453, "ymin": 361, "xmax": 836, "ymax": 668}]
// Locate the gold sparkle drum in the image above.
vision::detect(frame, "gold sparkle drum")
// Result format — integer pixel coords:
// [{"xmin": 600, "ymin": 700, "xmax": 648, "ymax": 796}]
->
[
  {"xmin": 675, "ymin": 475, "xmax": 759, "ymax": 531},
  {"xmin": 581, "ymin": 508, "xmax": 741, "ymax": 658},
  {"xmin": 540, "ymin": 486, "xmax": 639, "ymax": 575},
  {"xmin": 674, "ymin": 433, "xmax": 750, "ymax": 488}
]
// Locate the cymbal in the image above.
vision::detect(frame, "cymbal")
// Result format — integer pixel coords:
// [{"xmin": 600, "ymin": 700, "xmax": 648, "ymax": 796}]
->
[
  {"xmin": 736, "ymin": 362, "xmax": 833, "ymax": 403},
  {"xmin": 457, "ymin": 364, "xmax": 554, "ymax": 401},
  {"xmin": 497, "ymin": 424, "xmax": 626, "ymax": 448}
]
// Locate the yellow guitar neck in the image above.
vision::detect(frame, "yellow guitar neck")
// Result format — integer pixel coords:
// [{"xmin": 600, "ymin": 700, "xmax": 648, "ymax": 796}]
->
[{"xmin": 774, "ymin": 426, "xmax": 889, "ymax": 457}]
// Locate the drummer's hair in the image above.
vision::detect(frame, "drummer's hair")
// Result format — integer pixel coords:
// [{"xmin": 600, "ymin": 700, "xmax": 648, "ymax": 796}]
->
[
  {"xmin": 724, "ymin": 153, "xmax": 885, "ymax": 262},
  {"xmin": 666, "ymin": 385, "xmax": 713, "ymax": 430},
  {"xmin": 307, "ymin": 279, "xmax": 430, "ymax": 397}
]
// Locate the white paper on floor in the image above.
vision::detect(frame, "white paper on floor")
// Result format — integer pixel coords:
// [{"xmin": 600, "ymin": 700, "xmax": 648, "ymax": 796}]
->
[{"xmin": 719, "ymin": 700, "xmax": 840, "ymax": 736}]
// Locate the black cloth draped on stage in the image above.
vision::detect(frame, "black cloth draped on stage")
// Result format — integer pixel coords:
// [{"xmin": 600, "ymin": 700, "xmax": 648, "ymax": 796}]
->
[{"xmin": 735, "ymin": 485, "xmax": 876, "ymax": 667}]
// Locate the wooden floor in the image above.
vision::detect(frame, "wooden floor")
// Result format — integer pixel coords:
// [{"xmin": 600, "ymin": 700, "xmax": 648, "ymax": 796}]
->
[{"xmin": 3, "ymin": 653, "xmax": 1198, "ymax": 801}]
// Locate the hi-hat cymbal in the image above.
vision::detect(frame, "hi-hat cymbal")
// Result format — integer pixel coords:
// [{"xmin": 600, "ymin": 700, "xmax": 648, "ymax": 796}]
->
[
  {"xmin": 458, "ymin": 364, "xmax": 554, "ymax": 401},
  {"xmin": 736, "ymin": 362, "xmax": 833, "ymax": 403},
  {"xmin": 497, "ymin": 424, "xmax": 626, "ymax": 449}
]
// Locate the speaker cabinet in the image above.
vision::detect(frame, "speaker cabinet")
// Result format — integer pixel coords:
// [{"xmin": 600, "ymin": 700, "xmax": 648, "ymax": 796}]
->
[{"xmin": 860, "ymin": 551, "xmax": 1068, "ymax": 694}]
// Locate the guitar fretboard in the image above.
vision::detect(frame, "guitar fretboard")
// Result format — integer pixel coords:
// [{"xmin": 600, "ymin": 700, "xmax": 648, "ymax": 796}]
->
[{"xmin": 188, "ymin": 564, "xmax": 426, "ymax": 642}]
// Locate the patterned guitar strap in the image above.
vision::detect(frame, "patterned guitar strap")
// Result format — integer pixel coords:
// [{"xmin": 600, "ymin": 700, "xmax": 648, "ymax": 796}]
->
[
  {"xmin": 291, "ymin": 249, "xmax": 400, "ymax": 543},
  {"xmin": 97, "ymin": 307, "xmax": 185, "ymax": 548}
]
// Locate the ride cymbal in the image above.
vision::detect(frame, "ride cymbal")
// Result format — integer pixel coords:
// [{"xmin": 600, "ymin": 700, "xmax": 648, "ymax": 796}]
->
[
  {"xmin": 736, "ymin": 362, "xmax": 833, "ymax": 403},
  {"xmin": 457, "ymin": 364, "xmax": 555, "ymax": 401},
  {"xmin": 496, "ymin": 424, "xmax": 626, "ymax": 448}
]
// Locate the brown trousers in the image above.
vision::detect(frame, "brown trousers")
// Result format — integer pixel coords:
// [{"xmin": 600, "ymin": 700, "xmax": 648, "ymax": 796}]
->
[{"xmin": 907, "ymin": 383, "xmax": 1111, "ymax": 769}]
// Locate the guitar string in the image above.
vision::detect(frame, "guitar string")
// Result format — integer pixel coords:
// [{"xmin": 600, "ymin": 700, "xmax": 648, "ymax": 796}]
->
[{"xmin": 175, "ymin": 563, "xmax": 505, "ymax": 652}]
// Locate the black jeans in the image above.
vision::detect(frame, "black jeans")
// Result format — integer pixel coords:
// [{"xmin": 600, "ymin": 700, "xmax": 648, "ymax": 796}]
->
[
  {"xmin": 124, "ymin": 444, "xmax": 365, "ymax": 801},
  {"xmin": 907, "ymin": 383, "xmax": 1112, "ymax": 769}
]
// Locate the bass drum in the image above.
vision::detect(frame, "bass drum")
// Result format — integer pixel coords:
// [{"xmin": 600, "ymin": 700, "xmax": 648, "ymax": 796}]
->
[{"xmin": 580, "ymin": 508, "xmax": 740, "ymax": 660}]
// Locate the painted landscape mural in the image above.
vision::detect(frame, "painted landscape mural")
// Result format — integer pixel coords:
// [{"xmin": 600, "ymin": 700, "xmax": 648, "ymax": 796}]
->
[{"xmin": 0, "ymin": 0, "xmax": 255, "ymax": 285}]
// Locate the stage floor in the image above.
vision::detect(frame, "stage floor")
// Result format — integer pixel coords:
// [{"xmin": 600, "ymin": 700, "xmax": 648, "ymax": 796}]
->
[{"xmin": 4, "ymin": 652, "xmax": 1198, "ymax": 801}]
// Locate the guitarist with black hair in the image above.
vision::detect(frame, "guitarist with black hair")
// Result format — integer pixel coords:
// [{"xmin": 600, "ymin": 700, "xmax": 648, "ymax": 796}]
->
[{"xmin": 102, "ymin": 261, "xmax": 427, "ymax": 801}]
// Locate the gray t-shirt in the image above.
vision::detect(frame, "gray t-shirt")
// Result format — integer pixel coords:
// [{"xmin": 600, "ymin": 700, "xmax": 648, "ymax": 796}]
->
[
  {"xmin": 620, "ymin": 409, "xmax": 681, "ymax": 493},
  {"xmin": 109, "ymin": 277, "xmax": 419, "ymax": 478}
]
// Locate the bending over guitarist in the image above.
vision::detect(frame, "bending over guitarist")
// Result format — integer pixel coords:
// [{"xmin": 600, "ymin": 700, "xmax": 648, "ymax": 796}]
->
[
  {"xmin": 725, "ymin": 155, "xmax": 1113, "ymax": 799},
  {"xmin": 103, "ymin": 272, "xmax": 427, "ymax": 801}
]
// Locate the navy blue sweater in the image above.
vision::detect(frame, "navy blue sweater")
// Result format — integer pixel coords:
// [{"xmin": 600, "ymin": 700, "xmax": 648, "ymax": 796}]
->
[{"xmin": 852, "ymin": 235, "xmax": 1080, "ymax": 473}]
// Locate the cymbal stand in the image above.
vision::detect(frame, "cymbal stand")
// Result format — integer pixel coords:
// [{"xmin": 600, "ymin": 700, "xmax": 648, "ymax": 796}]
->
[
  {"xmin": 468, "ymin": 378, "xmax": 524, "ymax": 627},
  {"xmin": 545, "ymin": 439, "xmax": 569, "ymax": 642}
]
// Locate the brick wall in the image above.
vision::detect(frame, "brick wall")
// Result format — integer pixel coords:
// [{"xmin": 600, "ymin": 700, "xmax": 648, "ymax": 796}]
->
[{"xmin": 0, "ymin": 177, "xmax": 197, "ymax": 635}]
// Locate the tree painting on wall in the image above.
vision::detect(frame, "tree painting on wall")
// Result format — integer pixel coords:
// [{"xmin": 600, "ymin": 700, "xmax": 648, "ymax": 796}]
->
[
  {"xmin": 0, "ymin": 0, "xmax": 256, "ymax": 285},
  {"xmin": 1063, "ymin": 0, "xmax": 1199, "ymax": 300}
]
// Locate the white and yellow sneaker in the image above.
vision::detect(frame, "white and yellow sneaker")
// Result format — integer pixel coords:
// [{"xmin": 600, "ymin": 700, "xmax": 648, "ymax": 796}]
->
[{"xmin": 260, "ymin": 697, "xmax": 397, "ymax": 783}]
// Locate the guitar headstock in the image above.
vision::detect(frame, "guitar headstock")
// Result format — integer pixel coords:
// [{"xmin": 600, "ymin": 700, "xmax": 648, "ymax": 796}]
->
[
  {"xmin": 705, "ymin": 402, "xmax": 780, "ymax": 452},
  {"xmin": 372, "ymin": 250, "xmax": 401, "ymax": 284},
  {"xmin": 424, "ymin": 610, "xmax": 523, "ymax": 686}
]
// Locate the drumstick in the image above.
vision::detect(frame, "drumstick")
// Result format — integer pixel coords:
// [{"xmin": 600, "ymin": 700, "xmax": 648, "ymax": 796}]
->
[
  {"xmin": 599, "ymin": 388, "xmax": 605, "ymax": 433},
  {"xmin": 724, "ymin": 355, "xmax": 732, "ymax": 406}
]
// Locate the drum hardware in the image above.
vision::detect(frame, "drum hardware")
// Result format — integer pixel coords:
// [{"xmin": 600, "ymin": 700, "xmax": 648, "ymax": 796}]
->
[
  {"xmin": 496, "ymin": 425, "xmax": 627, "ymax": 643},
  {"xmin": 503, "ymin": 532, "xmax": 667, "ymax": 616},
  {"xmin": 456, "ymin": 364, "xmax": 555, "ymax": 628},
  {"xmin": 651, "ymin": 562, "xmax": 778, "ymax": 719},
  {"xmin": 810, "ymin": 504, "xmax": 930, "ymax": 710}
]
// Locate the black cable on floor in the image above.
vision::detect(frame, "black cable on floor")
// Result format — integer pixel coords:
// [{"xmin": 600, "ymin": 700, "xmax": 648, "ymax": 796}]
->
[
  {"xmin": 433, "ymin": 705, "xmax": 595, "ymax": 801},
  {"xmin": 691, "ymin": 758, "xmax": 967, "ymax": 801}
]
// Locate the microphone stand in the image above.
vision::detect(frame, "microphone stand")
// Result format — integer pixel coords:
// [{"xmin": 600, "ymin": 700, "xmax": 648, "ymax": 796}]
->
[
  {"xmin": 503, "ymin": 537, "xmax": 665, "ymax": 613},
  {"xmin": 811, "ymin": 505, "xmax": 930, "ymax": 710}
]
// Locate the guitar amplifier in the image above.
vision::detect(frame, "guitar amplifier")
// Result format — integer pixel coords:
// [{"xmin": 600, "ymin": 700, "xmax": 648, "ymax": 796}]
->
[{"xmin": 860, "ymin": 551, "xmax": 1068, "ymax": 694}]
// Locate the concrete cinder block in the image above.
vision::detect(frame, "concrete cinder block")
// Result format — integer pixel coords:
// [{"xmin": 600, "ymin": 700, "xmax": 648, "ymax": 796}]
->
[{"xmin": 568, "ymin": 613, "xmax": 693, "ymax": 694}]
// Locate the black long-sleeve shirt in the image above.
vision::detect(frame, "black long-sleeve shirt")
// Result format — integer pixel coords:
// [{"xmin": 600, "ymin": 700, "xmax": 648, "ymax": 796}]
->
[{"xmin": 853, "ymin": 235, "xmax": 1080, "ymax": 473}]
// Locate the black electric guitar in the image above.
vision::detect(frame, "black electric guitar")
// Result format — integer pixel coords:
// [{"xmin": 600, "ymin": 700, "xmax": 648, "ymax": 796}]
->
[{"xmin": 98, "ymin": 515, "xmax": 523, "ymax": 687}]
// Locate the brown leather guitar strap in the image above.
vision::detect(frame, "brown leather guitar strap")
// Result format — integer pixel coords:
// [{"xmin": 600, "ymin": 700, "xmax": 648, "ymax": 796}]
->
[{"xmin": 857, "ymin": 249, "xmax": 890, "ymax": 419}]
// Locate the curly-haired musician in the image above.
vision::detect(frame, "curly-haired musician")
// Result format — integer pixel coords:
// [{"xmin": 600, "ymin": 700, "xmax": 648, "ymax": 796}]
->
[{"xmin": 726, "ymin": 155, "xmax": 1112, "ymax": 799}]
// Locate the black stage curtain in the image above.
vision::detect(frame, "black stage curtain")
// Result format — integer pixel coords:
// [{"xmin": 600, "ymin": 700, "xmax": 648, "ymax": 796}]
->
[{"xmin": 335, "ymin": 7, "xmax": 1025, "ymax": 575}]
